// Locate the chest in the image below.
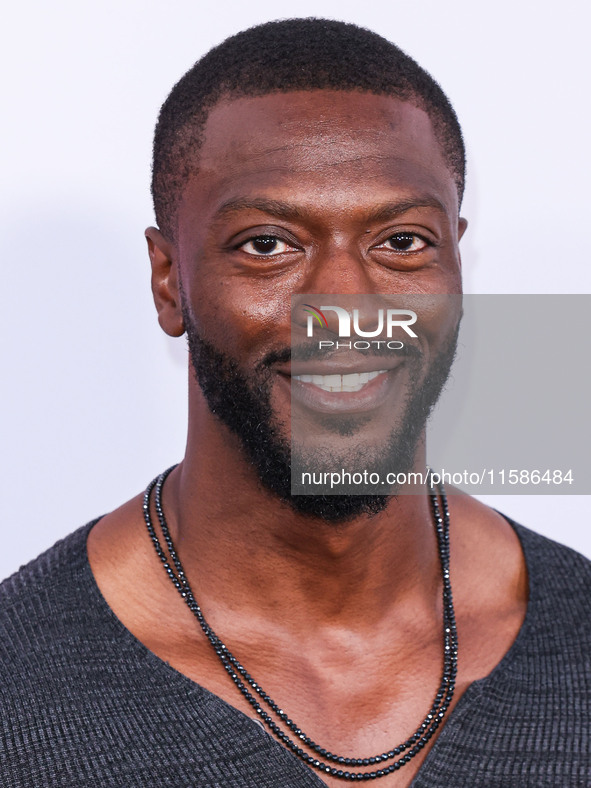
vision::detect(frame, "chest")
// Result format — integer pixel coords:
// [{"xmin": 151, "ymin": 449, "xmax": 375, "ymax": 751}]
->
[{"xmin": 144, "ymin": 623, "xmax": 476, "ymax": 788}]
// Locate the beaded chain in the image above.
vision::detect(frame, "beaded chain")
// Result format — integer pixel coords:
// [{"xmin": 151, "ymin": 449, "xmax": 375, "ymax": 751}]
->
[{"xmin": 143, "ymin": 466, "xmax": 457, "ymax": 781}]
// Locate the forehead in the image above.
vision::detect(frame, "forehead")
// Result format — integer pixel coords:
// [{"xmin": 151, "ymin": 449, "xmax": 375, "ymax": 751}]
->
[{"xmin": 178, "ymin": 91, "xmax": 458, "ymax": 231}]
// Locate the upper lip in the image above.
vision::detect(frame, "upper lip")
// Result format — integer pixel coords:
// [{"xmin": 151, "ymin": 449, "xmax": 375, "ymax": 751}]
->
[{"xmin": 276, "ymin": 356, "xmax": 405, "ymax": 376}]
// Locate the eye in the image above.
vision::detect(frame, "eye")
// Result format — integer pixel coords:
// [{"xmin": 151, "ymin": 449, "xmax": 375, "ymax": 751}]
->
[
  {"xmin": 377, "ymin": 233, "xmax": 429, "ymax": 253},
  {"xmin": 239, "ymin": 235, "xmax": 295, "ymax": 256}
]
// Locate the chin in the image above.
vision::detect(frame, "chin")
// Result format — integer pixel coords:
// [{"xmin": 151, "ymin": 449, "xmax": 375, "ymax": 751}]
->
[{"xmin": 183, "ymin": 302, "xmax": 458, "ymax": 523}]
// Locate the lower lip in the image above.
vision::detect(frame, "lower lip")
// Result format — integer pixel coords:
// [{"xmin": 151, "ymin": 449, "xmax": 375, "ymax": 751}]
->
[{"xmin": 286, "ymin": 369, "xmax": 401, "ymax": 414}]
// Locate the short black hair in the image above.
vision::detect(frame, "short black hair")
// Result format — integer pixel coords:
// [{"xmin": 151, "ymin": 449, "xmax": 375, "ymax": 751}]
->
[{"xmin": 152, "ymin": 18, "xmax": 465, "ymax": 241}]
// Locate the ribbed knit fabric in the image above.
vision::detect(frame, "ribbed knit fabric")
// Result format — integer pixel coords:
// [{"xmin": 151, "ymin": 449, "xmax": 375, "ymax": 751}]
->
[{"xmin": 0, "ymin": 518, "xmax": 589, "ymax": 787}]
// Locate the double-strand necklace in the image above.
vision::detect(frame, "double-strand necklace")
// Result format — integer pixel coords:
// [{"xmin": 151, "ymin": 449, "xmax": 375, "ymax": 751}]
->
[{"xmin": 143, "ymin": 466, "xmax": 457, "ymax": 781}]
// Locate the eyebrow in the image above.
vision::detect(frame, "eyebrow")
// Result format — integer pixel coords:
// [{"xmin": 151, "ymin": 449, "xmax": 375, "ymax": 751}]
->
[
  {"xmin": 214, "ymin": 198, "xmax": 307, "ymax": 222},
  {"xmin": 213, "ymin": 196, "xmax": 448, "ymax": 223},
  {"xmin": 365, "ymin": 197, "xmax": 448, "ymax": 222}
]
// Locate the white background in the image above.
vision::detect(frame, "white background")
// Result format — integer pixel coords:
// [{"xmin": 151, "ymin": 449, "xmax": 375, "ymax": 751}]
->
[{"xmin": 1, "ymin": 0, "xmax": 589, "ymax": 581}]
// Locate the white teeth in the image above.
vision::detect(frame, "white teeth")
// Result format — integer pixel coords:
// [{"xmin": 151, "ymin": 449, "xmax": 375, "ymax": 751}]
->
[{"xmin": 292, "ymin": 370, "xmax": 387, "ymax": 392}]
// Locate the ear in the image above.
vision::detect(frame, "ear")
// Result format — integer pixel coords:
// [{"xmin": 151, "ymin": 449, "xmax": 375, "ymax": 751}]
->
[
  {"xmin": 458, "ymin": 217, "xmax": 468, "ymax": 241},
  {"xmin": 145, "ymin": 227, "xmax": 185, "ymax": 337},
  {"xmin": 456, "ymin": 217, "xmax": 468, "ymax": 270}
]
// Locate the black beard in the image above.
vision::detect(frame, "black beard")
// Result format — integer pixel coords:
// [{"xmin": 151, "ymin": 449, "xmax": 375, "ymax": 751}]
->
[{"xmin": 183, "ymin": 307, "xmax": 459, "ymax": 523}]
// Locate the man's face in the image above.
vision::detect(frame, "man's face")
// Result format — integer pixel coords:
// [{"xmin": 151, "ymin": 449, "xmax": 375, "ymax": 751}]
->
[{"xmin": 174, "ymin": 90, "xmax": 465, "ymax": 518}]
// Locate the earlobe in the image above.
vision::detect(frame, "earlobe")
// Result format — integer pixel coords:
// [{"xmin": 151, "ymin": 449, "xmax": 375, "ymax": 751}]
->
[{"xmin": 145, "ymin": 227, "xmax": 185, "ymax": 337}]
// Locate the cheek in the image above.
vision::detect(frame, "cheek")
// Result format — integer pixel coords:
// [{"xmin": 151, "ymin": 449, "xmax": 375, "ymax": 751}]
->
[
  {"xmin": 426, "ymin": 304, "xmax": 462, "ymax": 363},
  {"xmin": 188, "ymin": 275, "xmax": 292, "ymax": 353},
  {"xmin": 402, "ymin": 294, "xmax": 462, "ymax": 360}
]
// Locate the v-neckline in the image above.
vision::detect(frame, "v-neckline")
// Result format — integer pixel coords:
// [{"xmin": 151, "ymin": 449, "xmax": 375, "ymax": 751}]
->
[{"xmin": 82, "ymin": 514, "xmax": 535, "ymax": 787}]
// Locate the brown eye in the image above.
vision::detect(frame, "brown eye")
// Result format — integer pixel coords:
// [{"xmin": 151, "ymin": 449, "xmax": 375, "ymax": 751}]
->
[
  {"xmin": 384, "ymin": 233, "xmax": 428, "ymax": 252},
  {"xmin": 252, "ymin": 236, "xmax": 279, "ymax": 253},
  {"xmin": 240, "ymin": 236, "xmax": 293, "ymax": 255}
]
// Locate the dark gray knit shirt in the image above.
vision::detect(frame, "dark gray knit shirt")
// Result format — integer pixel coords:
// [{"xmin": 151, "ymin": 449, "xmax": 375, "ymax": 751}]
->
[{"xmin": 0, "ymin": 517, "xmax": 590, "ymax": 787}]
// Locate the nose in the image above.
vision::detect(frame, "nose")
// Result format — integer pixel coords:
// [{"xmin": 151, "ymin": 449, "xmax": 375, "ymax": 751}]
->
[
  {"xmin": 299, "ymin": 245, "xmax": 375, "ymax": 297},
  {"xmin": 292, "ymin": 248, "xmax": 396, "ymax": 339},
  {"xmin": 291, "ymin": 248, "xmax": 371, "ymax": 337}
]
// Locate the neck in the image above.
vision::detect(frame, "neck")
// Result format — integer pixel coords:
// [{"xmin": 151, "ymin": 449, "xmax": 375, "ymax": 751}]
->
[{"xmin": 158, "ymin": 398, "xmax": 442, "ymax": 633}]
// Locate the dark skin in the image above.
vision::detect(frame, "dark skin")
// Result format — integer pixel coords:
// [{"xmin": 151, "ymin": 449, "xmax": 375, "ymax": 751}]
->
[{"xmin": 87, "ymin": 91, "xmax": 528, "ymax": 787}]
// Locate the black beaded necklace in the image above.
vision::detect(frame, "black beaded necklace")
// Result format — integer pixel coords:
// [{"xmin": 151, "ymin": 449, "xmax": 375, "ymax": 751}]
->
[{"xmin": 143, "ymin": 466, "xmax": 458, "ymax": 782}]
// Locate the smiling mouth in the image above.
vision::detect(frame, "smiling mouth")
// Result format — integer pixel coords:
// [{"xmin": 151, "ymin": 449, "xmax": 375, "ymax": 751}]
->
[{"xmin": 291, "ymin": 370, "xmax": 388, "ymax": 393}]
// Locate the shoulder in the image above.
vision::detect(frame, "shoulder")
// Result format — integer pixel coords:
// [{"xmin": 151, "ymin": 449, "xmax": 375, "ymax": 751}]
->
[
  {"xmin": 451, "ymin": 492, "xmax": 590, "ymax": 690},
  {"xmin": 0, "ymin": 521, "xmax": 319, "ymax": 788},
  {"xmin": 506, "ymin": 517, "xmax": 591, "ymax": 672},
  {"xmin": 0, "ymin": 521, "xmax": 100, "ymax": 688},
  {"xmin": 0, "ymin": 520, "xmax": 96, "ymax": 606},
  {"xmin": 479, "ymin": 516, "xmax": 591, "ymax": 705},
  {"xmin": 509, "ymin": 517, "xmax": 591, "ymax": 619},
  {"xmin": 419, "ymin": 514, "xmax": 591, "ymax": 785},
  {"xmin": 450, "ymin": 492, "xmax": 591, "ymax": 634}
]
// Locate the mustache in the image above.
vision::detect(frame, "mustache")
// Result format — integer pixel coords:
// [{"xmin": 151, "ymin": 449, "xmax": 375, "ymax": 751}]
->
[{"xmin": 260, "ymin": 339, "xmax": 424, "ymax": 368}]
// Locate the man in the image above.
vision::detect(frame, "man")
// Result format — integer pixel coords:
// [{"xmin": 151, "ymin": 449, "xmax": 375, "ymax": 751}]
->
[{"xmin": 1, "ymin": 18, "xmax": 589, "ymax": 788}]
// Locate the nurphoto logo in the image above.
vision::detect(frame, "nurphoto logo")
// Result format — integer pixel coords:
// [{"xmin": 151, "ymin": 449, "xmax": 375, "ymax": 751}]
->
[{"xmin": 302, "ymin": 304, "xmax": 418, "ymax": 350}]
